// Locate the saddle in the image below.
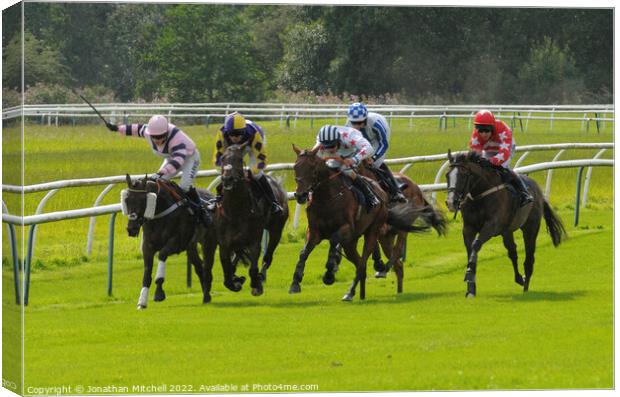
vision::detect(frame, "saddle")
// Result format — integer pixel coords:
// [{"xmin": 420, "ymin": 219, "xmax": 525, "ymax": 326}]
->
[{"xmin": 338, "ymin": 174, "xmax": 371, "ymax": 211}]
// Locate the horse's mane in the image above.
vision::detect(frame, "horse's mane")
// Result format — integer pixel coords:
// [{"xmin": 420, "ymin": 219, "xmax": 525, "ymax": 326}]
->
[{"xmin": 453, "ymin": 151, "xmax": 492, "ymax": 168}]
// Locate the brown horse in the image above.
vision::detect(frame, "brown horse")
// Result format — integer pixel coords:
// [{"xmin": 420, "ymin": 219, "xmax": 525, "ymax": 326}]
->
[
  {"xmin": 445, "ymin": 151, "xmax": 567, "ymax": 297},
  {"xmin": 322, "ymin": 163, "xmax": 447, "ymax": 293},
  {"xmin": 289, "ymin": 145, "xmax": 430, "ymax": 301},
  {"xmin": 209, "ymin": 143, "xmax": 289, "ymax": 296},
  {"xmin": 364, "ymin": 163, "xmax": 447, "ymax": 289}
]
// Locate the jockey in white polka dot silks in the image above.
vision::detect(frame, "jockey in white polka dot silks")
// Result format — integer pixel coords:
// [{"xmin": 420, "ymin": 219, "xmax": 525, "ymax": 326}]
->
[
  {"xmin": 106, "ymin": 115, "xmax": 209, "ymax": 223},
  {"xmin": 469, "ymin": 109, "xmax": 533, "ymax": 206},
  {"xmin": 345, "ymin": 102, "xmax": 407, "ymax": 203},
  {"xmin": 313, "ymin": 124, "xmax": 381, "ymax": 210},
  {"xmin": 213, "ymin": 111, "xmax": 283, "ymax": 214}
]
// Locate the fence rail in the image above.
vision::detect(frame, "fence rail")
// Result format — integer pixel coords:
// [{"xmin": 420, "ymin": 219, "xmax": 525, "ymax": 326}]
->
[
  {"xmin": 2, "ymin": 144, "xmax": 613, "ymax": 305},
  {"xmin": 3, "ymin": 103, "xmax": 614, "ymax": 133}
]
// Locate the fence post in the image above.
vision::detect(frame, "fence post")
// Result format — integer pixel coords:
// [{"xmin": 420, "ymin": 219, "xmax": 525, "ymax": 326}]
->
[
  {"xmin": 108, "ymin": 212, "xmax": 117, "ymax": 296},
  {"xmin": 87, "ymin": 184, "xmax": 116, "ymax": 255},
  {"xmin": 550, "ymin": 107, "xmax": 555, "ymax": 131},
  {"xmin": 574, "ymin": 167, "xmax": 585, "ymax": 226},
  {"xmin": 582, "ymin": 148, "xmax": 607, "ymax": 208},
  {"xmin": 544, "ymin": 149, "xmax": 566, "ymax": 199},
  {"xmin": 409, "ymin": 112, "xmax": 414, "ymax": 129},
  {"xmin": 2, "ymin": 201, "xmax": 20, "ymax": 304}
]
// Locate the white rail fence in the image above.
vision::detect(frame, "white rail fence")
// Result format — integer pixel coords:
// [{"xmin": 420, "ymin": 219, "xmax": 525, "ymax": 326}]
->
[
  {"xmin": 2, "ymin": 143, "xmax": 613, "ymax": 304},
  {"xmin": 3, "ymin": 103, "xmax": 614, "ymax": 132}
]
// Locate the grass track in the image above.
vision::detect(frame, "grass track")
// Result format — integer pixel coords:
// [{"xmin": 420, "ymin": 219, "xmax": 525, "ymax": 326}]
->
[{"xmin": 3, "ymin": 209, "xmax": 613, "ymax": 391}]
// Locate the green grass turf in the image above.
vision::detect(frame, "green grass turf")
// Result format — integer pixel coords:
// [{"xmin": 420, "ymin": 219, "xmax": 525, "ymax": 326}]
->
[{"xmin": 1, "ymin": 115, "xmax": 613, "ymax": 392}]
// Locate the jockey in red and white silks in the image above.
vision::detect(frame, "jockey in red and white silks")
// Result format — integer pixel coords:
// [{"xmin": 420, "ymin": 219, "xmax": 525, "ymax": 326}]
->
[
  {"xmin": 314, "ymin": 125, "xmax": 374, "ymax": 176},
  {"xmin": 468, "ymin": 109, "xmax": 532, "ymax": 205},
  {"xmin": 469, "ymin": 110, "xmax": 515, "ymax": 169}
]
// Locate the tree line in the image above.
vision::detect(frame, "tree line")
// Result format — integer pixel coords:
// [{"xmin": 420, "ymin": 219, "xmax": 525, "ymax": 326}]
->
[{"xmin": 2, "ymin": 3, "xmax": 613, "ymax": 106}]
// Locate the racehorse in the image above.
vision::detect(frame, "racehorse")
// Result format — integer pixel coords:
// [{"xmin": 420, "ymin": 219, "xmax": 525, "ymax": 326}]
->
[
  {"xmin": 122, "ymin": 175, "xmax": 217, "ymax": 308},
  {"xmin": 209, "ymin": 142, "xmax": 289, "ymax": 296},
  {"xmin": 290, "ymin": 145, "xmax": 431, "ymax": 301},
  {"xmin": 322, "ymin": 163, "xmax": 447, "ymax": 294},
  {"xmin": 445, "ymin": 151, "xmax": 567, "ymax": 297}
]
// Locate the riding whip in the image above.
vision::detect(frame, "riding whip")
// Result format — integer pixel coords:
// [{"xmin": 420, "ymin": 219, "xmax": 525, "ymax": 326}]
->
[{"xmin": 71, "ymin": 89, "xmax": 109, "ymax": 126}]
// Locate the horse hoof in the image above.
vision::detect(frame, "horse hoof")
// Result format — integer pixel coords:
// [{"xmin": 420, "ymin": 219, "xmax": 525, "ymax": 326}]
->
[
  {"xmin": 203, "ymin": 294, "xmax": 212, "ymax": 304},
  {"xmin": 465, "ymin": 292, "xmax": 476, "ymax": 298},
  {"xmin": 322, "ymin": 272, "xmax": 335, "ymax": 285},
  {"xmin": 224, "ymin": 281, "xmax": 242, "ymax": 292},
  {"xmin": 289, "ymin": 283, "xmax": 301, "ymax": 294},
  {"xmin": 233, "ymin": 275, "xmax": 246, "ymax": 285},
  {"xmin": 375, "ymin": 271, "xmax": 387, "ymax": 278},
  {"xmin": 373, "ymin": 260, "xmax": 386, "ymax": 273},
  {"xmin": 515, "ymin": 275, "xmax": 525, "ymax": 286},
  {"xmin": 153, "ymin": 290, "xmax": 166, "ymax": 302},
  {"xmin": 342, "ymin": 294, "xmax": 353, "ymax": 302},
  {"xmin": 251, "ymin": 287, "xmax": 263, "ymax": 296},
  {"xmin": 137, "ymin": 304, "xmax": 147, "ymax": 310}
]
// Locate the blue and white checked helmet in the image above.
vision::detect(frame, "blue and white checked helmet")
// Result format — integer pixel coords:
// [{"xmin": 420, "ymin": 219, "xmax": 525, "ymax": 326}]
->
[
  {"xmin": 318, "ymin": 125, "xmax": 340, "ymax": 148},
  {"xmin": 347, "ymin": 102, "xmax": 368, "ymax": 123}
]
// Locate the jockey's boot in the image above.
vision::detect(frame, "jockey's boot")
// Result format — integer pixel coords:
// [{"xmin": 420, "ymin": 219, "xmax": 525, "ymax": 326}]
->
[
  {"xmin": 507, "ymin": 170, "xmax": 533, "ymax": 206},
  {"xmin": 379, "ymin": 163, "xmax": 408, "ymax": 203},
  {"xmin": 257, "ymin": 174, "xmax": 283, "ymax": 214},
  {"xmin": 353, "ymin": 177, "xmax": 380, "ymax": 211},
  {"xmin": 186, "ymin": 186, "xmax": 210, "ymax": 225}
]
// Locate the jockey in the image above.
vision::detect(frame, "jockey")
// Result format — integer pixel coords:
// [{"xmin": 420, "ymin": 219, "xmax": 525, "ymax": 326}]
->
[
  {"xmin": 469, "ymin": 109, "xmax": 533, "ymax": 206},
  {"xmin": 345, "ymin": 102, "xmax": 407, "ymax": 203},
  {"xmin": 213, "ymin": 111, "xmax": 283, "ymax": 214},
  {"xmin": 314, "ymin": 124, "xmax": 381, "ymax": 210},
  {"xmin": 106, "ymin": 115, "xmax": 209, "ymax": 224}
]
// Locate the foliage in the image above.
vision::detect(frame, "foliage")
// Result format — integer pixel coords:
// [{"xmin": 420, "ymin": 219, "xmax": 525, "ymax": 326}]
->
[
  {"xmin": 2, "ymin": 31, "xmax": 69, "ymax": 90},
  {"xmin": 517, "ymin": 37, "xmax": 585, "ymax": 104},
  {"xmin": 147, "ymin": 4, "xmax": 265, "ymax": 102},
  {"xmin": 1, "ymin": 5, "xmax": 613, "ymax": 104},
  {"xmin": 276, "ymin": 21, "xmax": 331, "ymax": 93}
]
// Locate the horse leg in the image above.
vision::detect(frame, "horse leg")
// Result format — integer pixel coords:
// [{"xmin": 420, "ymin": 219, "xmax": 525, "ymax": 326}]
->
[
  {"xmin": 187, "ymin": 244, "xmax": 205, "ymax": 294},
  {"xmin": 502, "ymin": 232, "xmax": 524, "ymax": 286},
  {"xmin": 138, "ymin": 247, "xmax": 155, "ymax": 309},
  {"xmin": 201, "ymin": 239, "xmax": 217, "ymax": 303},
  {"xmin": 153, "ymin": 252, "xmax": 168, "ymax": 302},
  {"xmin": 220, "ymin": 246, "xmax": 242, "ymax": 292},
  {"xmin": 372, "ymin": 245, "xmax": 386, "ymax": 273},
  {"xmin": 289, "ymin": 231, "xmax": 320, "ymax": 294},
  {"xmin": 260, "ymin": 225, "xmax": 283, "ymax": 283},
  {"xmin": 341, "ymin": 240, "xmax": 364, "ymax": 301},
  {"xmin": 388, "ymin": 232, "xmax": 406, "ymax": 293},
  {"xmin": 323, "ymin": 240, "xmax": 341, "ymax": 286},
  {"xmin": 521, "ymin": 220, "xmax": 541, "ymax": 292},
  {"xmin": 250, "ymin": 242, "xmax": 264, "ymax": 296},
  {"xmin": 375, "ymin": 233, "xmax": 395, "ymax": 278},
  {"xmin": 463, "ymin": 224, "xmax": 493, "ymax": 298}
]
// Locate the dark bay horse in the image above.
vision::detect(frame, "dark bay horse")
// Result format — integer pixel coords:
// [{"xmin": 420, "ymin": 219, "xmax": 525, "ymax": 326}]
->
[
  {"xmin": 323, "ymin": 163, "xmax": 447, "ymax": 294},
  {"xmin": 290, "ymin": 145, "xmax": 430, "ymax": 301},
  {"xmin": 445, "ymin": 151, "xmax": 567, "ymax": 297},
  {"xmin": 209, "ymin": 143, "xmax": 289, "ymax": 296},
  {"xmin": 122, "ymin": 175, "xmax": 217, "ymax": 308}
]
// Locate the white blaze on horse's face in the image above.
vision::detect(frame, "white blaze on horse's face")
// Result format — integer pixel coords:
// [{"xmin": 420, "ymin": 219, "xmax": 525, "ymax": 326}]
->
[{"xmin": 446, "ymin": 167, "xmax": 459, "ymax": 212}]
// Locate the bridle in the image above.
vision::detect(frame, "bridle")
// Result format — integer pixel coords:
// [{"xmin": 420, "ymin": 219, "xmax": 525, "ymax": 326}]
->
[
  {"xmin": 294, "ymin": 154, "xmax": 344, "ymax": 203},
  {"xmin": 448, "ymin": 160, "xmax": 508, "ymax": 212}
]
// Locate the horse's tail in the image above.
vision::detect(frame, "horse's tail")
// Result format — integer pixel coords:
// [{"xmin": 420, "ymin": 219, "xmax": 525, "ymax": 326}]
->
[
  {"xmin": 543, "ymin": 200, "xmax": 567, "ymax": 247},
  {"xmin": 386, "ymin": 203, "xmax": 431, "ymax": 233},
  {"xmin": 418, "ymin": 201, "xmax": 448, "ymax": 236}
]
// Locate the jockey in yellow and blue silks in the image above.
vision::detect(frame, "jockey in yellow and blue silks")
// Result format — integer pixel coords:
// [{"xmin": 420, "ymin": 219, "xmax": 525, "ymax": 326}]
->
[{"xmin": 213, "ymin": 112, "xmax": 283, "ymax": 214}]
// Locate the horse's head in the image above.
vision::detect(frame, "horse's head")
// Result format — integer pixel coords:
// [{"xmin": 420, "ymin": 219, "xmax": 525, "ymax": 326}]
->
[
  {"xmin": 220, "ymin": 142, "xmax": 247, "ymax": 191},
  {"xmin": 445, "ymin": 150, "xmax": 487, "ymax": 212},
  {"xmin": 121, "ymin": 174, "xmax": 159, "ymax": 237},
  {"xmin": 292, "ymin": 144, "xmax": 324, "ymax": 204}
]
